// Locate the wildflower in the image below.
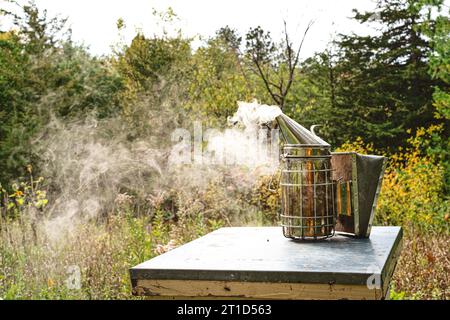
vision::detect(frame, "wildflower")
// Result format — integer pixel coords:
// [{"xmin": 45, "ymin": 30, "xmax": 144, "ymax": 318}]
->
[
  {"xmin": 14, "ymin": 190, "xmax": 23, "ymax": 197},
  {"xmin": 47, "ymin": 278, "xmax": 55, "ymax": 288}
]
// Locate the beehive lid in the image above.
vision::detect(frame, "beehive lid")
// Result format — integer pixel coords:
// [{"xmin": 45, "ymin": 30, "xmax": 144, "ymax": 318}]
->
[{"xmin": 131, "ymin": 226, "xmax": 402, "ymax": 286}]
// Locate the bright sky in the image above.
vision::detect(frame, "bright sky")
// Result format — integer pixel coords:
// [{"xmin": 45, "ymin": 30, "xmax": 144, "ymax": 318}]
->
[{"xmin": 14, "ymin": 0, "xmax": 378, "ymax": 57}]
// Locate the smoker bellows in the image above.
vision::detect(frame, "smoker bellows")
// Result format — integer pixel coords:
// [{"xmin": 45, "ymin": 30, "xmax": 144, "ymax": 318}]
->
[{"xmin": 276, "ymin": 114, "xmax": 387, "ymax": 239}]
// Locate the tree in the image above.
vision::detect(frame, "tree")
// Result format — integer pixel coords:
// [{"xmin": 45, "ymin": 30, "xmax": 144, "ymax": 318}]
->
[
  {"xmin": 244, "ymin": 21, "xmax": 313, "ymax": 110},
  {"xmin": 285, "ymin": 48, "xmax": 341, "ymax": 144},
  {"xmin": 186, "ymin": 28, "xmax": 253, "ymax": 124},
  {"xmin": 0, "ymin": 31, "xmax": 31, "ymax": 185},
  {"xmin": 115, "ymin": 34, "xmax": 191, "ymax": 91},
  {"xmin": 417, "ymin": 0, "xmax": 450, "ymax": 120},
  {"xmin": 414, "ymin": 0, "xmax": 450, "ymax": 190},
  {"xmin": 332, "ymin": 0, "xmax": 446, "ymax": 149},
  {"xmin": 110, "ymin": 15, "xmax": 194, "ymax": 140},
  {"xmin": 0, "ymin": 1, "xmax": 123, "ymax": 186},
  {"xmin": 215, "ymin": 26, "xmax": 242, "ymax": 52}
]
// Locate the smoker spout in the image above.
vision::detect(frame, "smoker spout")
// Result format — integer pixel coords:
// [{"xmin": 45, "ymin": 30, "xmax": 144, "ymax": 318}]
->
[{"xmin": 276, "ymin": 114, "xmax": 330, "ymax": 146}]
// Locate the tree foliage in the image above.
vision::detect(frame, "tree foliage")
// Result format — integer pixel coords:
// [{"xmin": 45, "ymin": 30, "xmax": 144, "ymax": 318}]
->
[
  {"xmin": 0, "ymin": 2, "xmax": 123, "ymax": 186},
  {"xmin": 0, "ymin": 0, "xmax": 448, "ymax": 193},
  {"xmin": 327, "ymin": 0, "xmax": 445, "ymax": 149}
]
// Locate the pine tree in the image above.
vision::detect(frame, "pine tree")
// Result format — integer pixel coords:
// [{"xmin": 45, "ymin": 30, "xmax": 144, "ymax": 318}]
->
[{"xmin": 332, "ymin": 0, "xmax": 446, "ymax": 150}]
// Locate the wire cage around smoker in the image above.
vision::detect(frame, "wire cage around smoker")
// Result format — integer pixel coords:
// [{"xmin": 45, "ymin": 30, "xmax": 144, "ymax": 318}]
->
[{"xmin": 280, "ymin": 145, "xmax": 335, "ymax": 240}]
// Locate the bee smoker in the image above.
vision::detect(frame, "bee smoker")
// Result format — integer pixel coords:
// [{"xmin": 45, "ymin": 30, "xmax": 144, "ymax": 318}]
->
[{"xmin": 275, "ymin": 114, "xmax": 387, "ymax": 239}]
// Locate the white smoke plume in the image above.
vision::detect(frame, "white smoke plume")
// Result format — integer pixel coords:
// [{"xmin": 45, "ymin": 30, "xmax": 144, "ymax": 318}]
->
[
  {"xmin": 34, "ymin": 100, "xmax": 282, "ymax": 240},
  {"xmin": 227, "ymin": 100, "xmax": 282, "ymax": 128},
  {"xmin": 170, "ymin": 100, "xmax": 282, "ymax": 171}
]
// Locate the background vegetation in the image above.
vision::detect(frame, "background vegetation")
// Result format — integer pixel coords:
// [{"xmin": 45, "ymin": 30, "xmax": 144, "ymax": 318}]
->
[{"xmin": 0, "ymin": 0, "xmax": 448, "ymax": 299}]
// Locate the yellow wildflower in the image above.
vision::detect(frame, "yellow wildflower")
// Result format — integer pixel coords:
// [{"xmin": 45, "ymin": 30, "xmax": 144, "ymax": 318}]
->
[{"xmin": 47, "ymin": 278, "xmax": 55, "ymax": 288}]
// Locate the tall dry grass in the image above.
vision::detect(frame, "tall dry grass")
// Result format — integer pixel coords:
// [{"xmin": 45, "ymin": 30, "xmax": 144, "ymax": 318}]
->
[
  {"xmin": 0, "ymin": 206, "xmax": 229, "ymax": 299},
  {"xmin": 391, "ymin": 233, "xmax": 449, "ymax": 300}
]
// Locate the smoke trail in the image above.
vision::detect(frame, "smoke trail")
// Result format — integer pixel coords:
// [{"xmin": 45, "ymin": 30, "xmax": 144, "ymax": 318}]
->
[
  {"xmin": 34, "ymin": 114, "xmax": 163, "ymax": 239},
  {"xmin": 33, "ymin": 100, "xmax": 282, "ymax": 240}
]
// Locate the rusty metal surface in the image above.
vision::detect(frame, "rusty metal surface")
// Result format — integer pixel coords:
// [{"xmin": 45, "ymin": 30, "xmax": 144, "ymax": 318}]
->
[
  {"xmin": 332, "ymin": 153, "xmax": 356, "ymax": 234},
  {"xmin": 331, "ymin": 153, "xmax": 387, "ymax": 237},
  {"xmin": 130, "ymin": 226, "xmax": 402, "ymax": 286},
  {"xmin": 280, "ymin": 154, "xmax": 334, "ymax": 239}
]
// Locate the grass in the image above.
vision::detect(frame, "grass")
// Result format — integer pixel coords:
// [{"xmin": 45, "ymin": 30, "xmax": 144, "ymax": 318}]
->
[
  {"xmin": 0, "ymin": 210, "xmax": 224, "ymax": 299},
  {"xmin": 390, "ymin": 231, "xmax": 449, "ymax": 300},
  {"xmin": 1, "ymin": 208, "xmax": 448, "ymax": 299}
]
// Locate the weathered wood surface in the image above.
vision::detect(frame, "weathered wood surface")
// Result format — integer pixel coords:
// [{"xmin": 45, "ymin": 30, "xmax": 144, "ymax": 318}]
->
[
  {"xmin": 133, "ymin": 280, "xmax": 383, "ymax": 300},
  {"xmin": 130, "ymin": 226, "xmax": 402, "ymax": 300}
]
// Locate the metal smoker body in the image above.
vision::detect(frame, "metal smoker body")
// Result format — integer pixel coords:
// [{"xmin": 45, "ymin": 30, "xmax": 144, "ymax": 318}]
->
[
  {"xmin": 276, "ymin": 114, "xmax": 387, "ymax": 239},
  {"xmin": 277, "ymin": 115, "xmax": 335, "ymax": 240}
]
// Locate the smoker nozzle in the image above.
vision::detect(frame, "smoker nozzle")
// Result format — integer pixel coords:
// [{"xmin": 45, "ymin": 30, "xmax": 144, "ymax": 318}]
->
[{"xmin": 275, "ymin": 114, "xmax": 330, "ymax": 146}]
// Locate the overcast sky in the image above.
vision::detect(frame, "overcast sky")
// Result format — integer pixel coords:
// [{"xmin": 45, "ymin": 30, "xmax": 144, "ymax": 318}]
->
[{"xmin": 8, "ymin": 0, "xmax": 380, "ymax": 57}]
